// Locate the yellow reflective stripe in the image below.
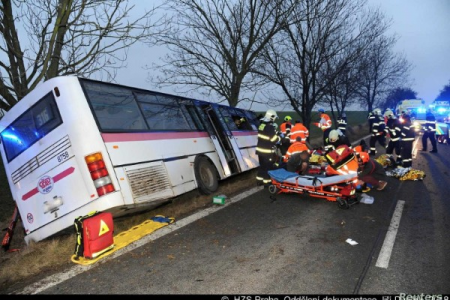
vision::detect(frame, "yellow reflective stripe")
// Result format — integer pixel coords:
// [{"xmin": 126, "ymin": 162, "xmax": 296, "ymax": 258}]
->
[
  {"xmin": 256, "ymin": 147, "xmax": 274, "ymax": 153},
  {"xmin": 402, "ymin": 138, "xmax": 414, "ymax": 141},
  {"xmin": 258, "ymin": 134, "xmax": 270, "ymax": 140},
  {"xmin": 263, "ymin": 179, "xmax": 272, "ymax": 183},
  {"xmin": 256, "ymin": 176, "xmax": 264, "ymax": 180},
  {"xmin": 403, "ymin": 126, "xmax": 410, "ymax": 130},
  {"xmin": 270, "ymin": 135, "xmax": 280, "ymax": 142}
]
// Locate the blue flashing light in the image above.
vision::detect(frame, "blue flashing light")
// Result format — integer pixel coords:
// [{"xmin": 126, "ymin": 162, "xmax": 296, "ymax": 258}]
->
[
  {"xmin": 1, "ymin": 133, "xmax": 22, "ymax": 144},
  {"xmin": 417, "ymin": 107, "xmax": 426, "ymax": 113},
  {"xmin": 437, "ymin": 107, "xmax": 447, "ymax": 114}
]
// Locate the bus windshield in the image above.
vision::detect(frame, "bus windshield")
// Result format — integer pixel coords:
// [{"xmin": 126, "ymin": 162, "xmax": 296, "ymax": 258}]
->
[{"xmin": 0, "ymin": 92, "xmax": 62, "ymax": 162}]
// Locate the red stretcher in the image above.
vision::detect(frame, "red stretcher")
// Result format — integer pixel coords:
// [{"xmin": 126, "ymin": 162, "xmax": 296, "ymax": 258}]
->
[{"xmin": 267, "ymin": 145, "xmax": 361, "ymax": 209}]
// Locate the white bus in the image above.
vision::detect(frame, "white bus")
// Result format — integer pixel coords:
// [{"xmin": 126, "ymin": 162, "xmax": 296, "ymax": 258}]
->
[{"xmin": 0, "ymin": 76, "xmax": 260, "ymax": 243}]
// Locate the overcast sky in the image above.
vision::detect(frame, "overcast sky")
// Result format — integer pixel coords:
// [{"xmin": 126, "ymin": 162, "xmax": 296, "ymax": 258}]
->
[{"xmin": 115, "ymin": 0, "xmax": 450, "ymax": 110}]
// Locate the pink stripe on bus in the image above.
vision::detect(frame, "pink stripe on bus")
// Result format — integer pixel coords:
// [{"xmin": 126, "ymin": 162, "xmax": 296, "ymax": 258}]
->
[
  {"xmin": 231, "ymin": 131, "xmax": 258, "ymax": 136},
  {"xmin": 101, "ymin": 132, "xmax": 209, "ymax": 143},
  {"xmin": 21, "ymin": 167, "xmax": 76, "ymax": 201},
  {"xmin": 22, "ymin": 188, "xmax": 38, "ymax": 201}
]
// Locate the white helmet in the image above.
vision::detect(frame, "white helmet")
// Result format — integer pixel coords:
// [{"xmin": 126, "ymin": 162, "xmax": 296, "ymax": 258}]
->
[
  {"xmin": 328, "ymin": 129, "xmax": 342, "ymax": 142},
  {"xmin": 373, "ymin": 108, "xmax": 382, "ymax": 115},
  {"xmin": 262, "ymin": 109, "xmax": 278, "ymax": 122},
  {"xmin": 384, "ymin": 110, "xmax": 394, "ymax": 118}
]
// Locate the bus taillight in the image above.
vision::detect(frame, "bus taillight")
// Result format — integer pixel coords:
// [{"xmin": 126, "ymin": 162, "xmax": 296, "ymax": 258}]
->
[{"xmin": 85, "ymin": 152, "xmax": 115, "ymax": 197}]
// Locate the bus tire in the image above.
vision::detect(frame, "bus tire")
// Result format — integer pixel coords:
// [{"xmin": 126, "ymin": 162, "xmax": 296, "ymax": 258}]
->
[{"xmin": 194, "ymin": 156, "xmax": 219, "ymax": 195}]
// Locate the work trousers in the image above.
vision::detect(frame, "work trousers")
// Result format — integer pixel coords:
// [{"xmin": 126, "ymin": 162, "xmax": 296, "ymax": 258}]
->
[
  {"xmin": 422, "ymin": 131, "xmax": 437, "ymax": 151},
  {"xmin": 256, "ymin": 154, "xmax": 274, "ymax": 185},
  {"xmin": 400, "ymin": 141, "xmax": 413, "ymax": 168},
  {"xmin": 386, "ymin": 140, "xmax": 401, "ymax": 163},
  {"xmin": 369, "ymin": 134, "xmax": 386, "ymax": 156}
]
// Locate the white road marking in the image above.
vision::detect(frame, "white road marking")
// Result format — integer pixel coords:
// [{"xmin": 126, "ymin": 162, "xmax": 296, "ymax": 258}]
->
[
  {"xmin": 412, "ymin": 137, "xmax": 420, "ymax": 158},
  {"xmin": 15, "ymin": 186, "xmax": 263, "ymax": 295},
  {"xmin": 375, "ymin": 200, "xmax": 405, "ymax": 269}
]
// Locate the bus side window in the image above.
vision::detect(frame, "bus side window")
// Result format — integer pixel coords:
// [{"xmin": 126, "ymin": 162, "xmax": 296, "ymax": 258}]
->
[
  {"xmin": 218, "ymin": 107, "xmax": 238, "ymax": 131},
  {"xmin": 185, "ymin": 105, "xmax": 205, "ymax": 131},
  {"xmin": 82, "ymin": 82, "xmax": 148, "ymax": 131}
]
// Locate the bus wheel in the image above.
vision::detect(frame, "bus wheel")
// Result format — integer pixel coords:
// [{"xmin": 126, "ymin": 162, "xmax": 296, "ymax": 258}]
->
[{"xmin": 194, "ymin": 156, "xmax": 219, "ymax": 195}]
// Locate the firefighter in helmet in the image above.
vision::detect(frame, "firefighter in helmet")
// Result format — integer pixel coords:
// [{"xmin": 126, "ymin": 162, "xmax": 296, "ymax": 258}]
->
[{"xmin": 256, "ymin": 109, "xmax": 281, "ymax": 186}]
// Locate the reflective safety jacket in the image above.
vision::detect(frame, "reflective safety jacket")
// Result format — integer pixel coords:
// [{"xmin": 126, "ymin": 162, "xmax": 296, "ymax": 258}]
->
[
  {"xmin": 314, "ymin": 113, "xmax": 332, "ymax": 131},
  {"xmin": 400, "ymin": 119, "xmax": 415, "ymax": 142},
  {"xmin": 424, "ymin": 113, "xmax": 436, "ymax": 133},
  {"xmin": 368, "ymin": 112, "xmax": 375, "ymax": 129},
  {"xmin": 283, "ymin": 141, "xmax": 309, "ymax": 162},
  {"xmin": 256, "ymin": 122, "xmax": 281, "ymax": 155},
  {"xmin": 280, "ymin": 122, "xmax": 292, "ymax": 136},
  {"xmin": 371, "ymin": 115, "xmax": 385, "ymax": 136},
  {"xmin": 289, "ymin": 123, "xmax": 309, "ymax": 143},
  {"xmin": 385, "ymin": 118, "xmax": 402, "ymax": 142},
  {"xmin": 325, "ymin": 134, "xmax": 351, "ymax": 152},
  {"xmin": 337, "ymin": 117, "xmax": 347, "ymax": 132}
]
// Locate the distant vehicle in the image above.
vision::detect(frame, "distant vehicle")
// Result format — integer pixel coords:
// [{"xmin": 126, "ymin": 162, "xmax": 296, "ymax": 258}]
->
[
  {"xmin": 0, "ymin": 76, "xmax": 260, "ymax": 243},
  {"xmin": 430, "ymin": 100, "xmax": 450, "ymax": 145},
  {"xmin": 395, "ymin": 99, "xmax": 427, "ymax": 132}
]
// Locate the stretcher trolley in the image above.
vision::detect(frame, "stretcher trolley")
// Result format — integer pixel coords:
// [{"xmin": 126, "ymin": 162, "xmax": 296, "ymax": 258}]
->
[{"xmin": 267, "ymin": 145, "xmax": 360, "ymax": 209}]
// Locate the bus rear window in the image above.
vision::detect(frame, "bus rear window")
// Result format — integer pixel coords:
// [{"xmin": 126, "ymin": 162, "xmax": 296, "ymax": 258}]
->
[{"xmin": 1, "ymin": 92, "xmax": 62, "ymax": 162}]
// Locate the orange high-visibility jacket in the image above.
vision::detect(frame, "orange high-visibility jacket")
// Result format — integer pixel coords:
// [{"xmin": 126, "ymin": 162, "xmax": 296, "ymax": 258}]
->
[
  {"xmin": 289, "ymin": 123, "xmax": 309, "ymax": 143},
  {"xmin": 314, "ymin": 113, "xmax": 332, "ymax": 131},
  {"xmin": 280, "ymin": 122, "xmax": 292, "ymax": 135},
  {"xmin": 283, "ymin": 141, "xmax": 310, "ymax": 162}
]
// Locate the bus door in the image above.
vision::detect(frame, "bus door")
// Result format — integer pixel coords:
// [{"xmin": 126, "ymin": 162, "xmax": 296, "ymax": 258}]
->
[{"xmin": 196, "ymin": 104, "xmax": 241, "ymax": 176}]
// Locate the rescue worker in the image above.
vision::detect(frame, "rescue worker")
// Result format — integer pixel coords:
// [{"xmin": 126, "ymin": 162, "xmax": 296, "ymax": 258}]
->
[
  {"xmin": 256, "ymin": 109, "xmax": 281, "ymax": 186},
  {"xmin": 356, "ymin": 152, "xmax": 388, "ymax": 191},
  {"xmin": 384, "ymin": 110, "xmax": 402, "ymax": 165},
  {"xmin": 290, "ymin": 119, "xmax": 309, "ymax": 143},
  {"xmin": 383, "ymin": 108, "xmax": 392, "ymax": 125},
  {"xmin": 369, "ymin": 108, "xmax": 386, "ymax": 156},
  {"xmin": 325, "ymin": 129, "xmax": 351, "ymax": 152},
  {"xmin": 286, "ymin": 150, "xmax": 310, "ymax": 174},
  {"xmin": 283, "ymin": 136, "xmax": 310, "ymax": 163},
  {"xmin": 368, "ymin": 111, "xmax": 375, "ymax": 134},
  {"xmin": 313, "ymin": 108, "xmax": 332, "ymax": 147},
  {"xmin": 279, "ymin": 116, "xmax": 293, "ymax": 155},
  {"xmin": 421, "ymin": 109, "xmax": 438, "ymax": 153},
  {"xmin": 337, "ymin": 113, "xmax": 347, "ymax": 135},
  {"xmin": 400, "ymin": 113, "xmax": 415, "ymax": 167}
]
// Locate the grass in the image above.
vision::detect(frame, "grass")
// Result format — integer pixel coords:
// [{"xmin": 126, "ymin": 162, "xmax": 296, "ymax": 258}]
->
[{"xmin": 0, "ymin": 112, "xmax": 370, "ymax": 293}]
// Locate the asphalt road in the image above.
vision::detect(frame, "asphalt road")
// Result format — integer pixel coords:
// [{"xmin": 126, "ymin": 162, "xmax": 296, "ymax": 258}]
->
[{"xmin": 30, "ymin": 136, "xmax": 450, "ymax": 294}]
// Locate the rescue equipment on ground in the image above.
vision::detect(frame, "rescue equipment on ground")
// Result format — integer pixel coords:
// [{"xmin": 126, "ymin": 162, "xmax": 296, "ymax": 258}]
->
[
  {"xmin": 74, "ymin": 211, "xmax": 114, "ymax": 260},
  {"xmin": 213, "ymin": 195, "xmax": 226, "ymax": 205},
  {"xmin": 386, "ymin": 167, "xmax": 426, "ymax": 181},
  {"xmin": 375, "ymin": 154, "xmax": 394, "ymax": 168},
  {"xmin": 71, "ymin": 215, "xmax": 174, "ymax": 265},
  {"xmin": 2, "ymin": 204, "xmax": 20, "ymax": 252}
]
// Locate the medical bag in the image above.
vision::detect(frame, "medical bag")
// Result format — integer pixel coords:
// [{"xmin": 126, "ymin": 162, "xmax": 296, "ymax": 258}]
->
[{"xmin": 74, "ymin": 211, "xmax": 114, "ymax": 259}]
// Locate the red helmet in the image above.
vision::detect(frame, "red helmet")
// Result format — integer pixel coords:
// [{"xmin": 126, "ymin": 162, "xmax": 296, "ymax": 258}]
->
[{"xmin": 359, "ymin": 152, "xmax": 369, "ymax": 164}]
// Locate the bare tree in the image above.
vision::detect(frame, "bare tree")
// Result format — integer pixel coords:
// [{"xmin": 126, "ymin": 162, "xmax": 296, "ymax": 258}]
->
[
  {"xmin": 256, "ymin": 0, "xmax": 389, "ymax": 129},
  {"xmin": 0, "ymin": 0, "xmax": 163, "ymax": 111},
  {"xmin": 323, "ymin": 51, "xmax": 361, "ymax": 124},
  {"xmin": 151, "ymin": 0, "xmax": 298, "ymax": 107},
  {"xmin": 380, "ymin": 87, "xmax": 417, "ymax": 111},
  {"xmin": 355, "ymin": 34, "xmax": 412, "ymax": 113}
]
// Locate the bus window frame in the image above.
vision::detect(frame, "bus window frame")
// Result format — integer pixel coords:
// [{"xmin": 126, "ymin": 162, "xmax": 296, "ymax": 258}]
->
[
  {"xmin": 0, "ymin": 91, "xmax": 63, "ymax": 163},
  {"xmin": 80, "ymin": 78, "xmax": 206, "ymax": 133}
]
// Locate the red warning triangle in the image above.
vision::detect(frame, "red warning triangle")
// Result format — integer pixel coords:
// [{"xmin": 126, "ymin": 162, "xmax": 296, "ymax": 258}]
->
[{"xmin": 99, "ymin": 219, "xmax": 110, "ymax": 236}]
